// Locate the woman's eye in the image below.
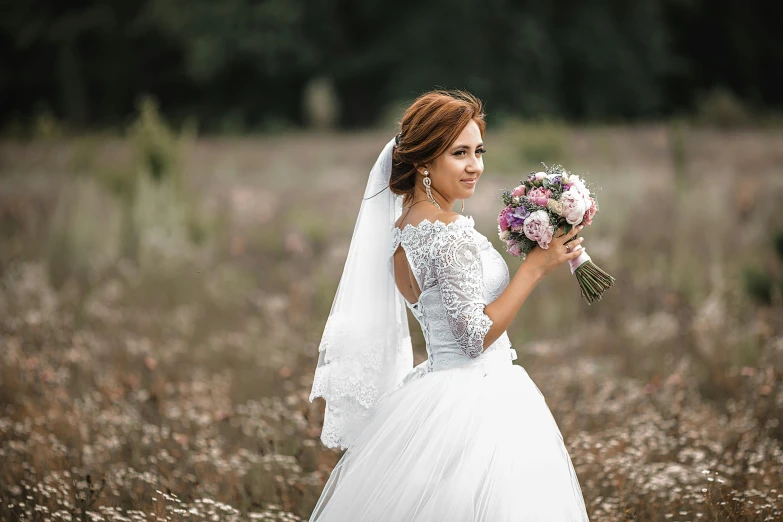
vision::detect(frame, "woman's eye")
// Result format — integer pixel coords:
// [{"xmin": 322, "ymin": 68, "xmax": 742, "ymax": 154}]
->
[{"xmin": 455, "ymin": 148, "xmax": 487, "ymax": 156}]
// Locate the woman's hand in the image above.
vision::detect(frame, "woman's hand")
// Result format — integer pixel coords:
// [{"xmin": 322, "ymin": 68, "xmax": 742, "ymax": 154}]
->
[
  {"xmin": 523, "ymin": 224, "xmax": 584, "ymax": 280},
  {"xmin": 485, "ymin": 223, "xmax": 584, "ymax": 343}
]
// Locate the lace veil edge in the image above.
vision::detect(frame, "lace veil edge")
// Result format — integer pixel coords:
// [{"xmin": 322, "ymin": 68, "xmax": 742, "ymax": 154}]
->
[{"xmin": 309, "ymin": 136, "xmax": 414, "ymax": 450}]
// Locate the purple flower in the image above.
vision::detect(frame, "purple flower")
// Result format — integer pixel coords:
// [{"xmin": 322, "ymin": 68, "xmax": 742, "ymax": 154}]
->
[{"xmin": 505, "ymin": 205, "xmax": 530, "ymax": 228}]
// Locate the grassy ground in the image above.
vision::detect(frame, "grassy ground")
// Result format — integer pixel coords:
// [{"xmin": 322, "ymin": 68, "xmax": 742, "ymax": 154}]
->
[{"xmin": 1, "ymin": 122, "xmax": 782, "ymax": 521}]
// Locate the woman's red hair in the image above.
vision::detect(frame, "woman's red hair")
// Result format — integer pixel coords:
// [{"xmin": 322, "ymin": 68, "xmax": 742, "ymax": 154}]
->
[{"xmin": 390, "ymin": 90, "xmax": 486, "ymax": 206}]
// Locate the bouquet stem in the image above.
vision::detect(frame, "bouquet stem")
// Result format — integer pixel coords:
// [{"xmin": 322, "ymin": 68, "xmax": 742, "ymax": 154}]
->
[{"xmin": 567, "ymin": 247, "xmax": 615, "ymax": 305}]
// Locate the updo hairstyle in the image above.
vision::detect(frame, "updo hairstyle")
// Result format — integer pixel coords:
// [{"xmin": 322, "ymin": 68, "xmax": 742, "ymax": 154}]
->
[{"xmin": 390, "ymin": 89, "xmax": 486, "ymax": 207}]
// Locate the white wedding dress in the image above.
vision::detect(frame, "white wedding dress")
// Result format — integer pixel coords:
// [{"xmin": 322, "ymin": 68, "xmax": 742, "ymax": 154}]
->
[{"xmin": 309, "ymin": 214, "xmax": 589, "ymax": 521}]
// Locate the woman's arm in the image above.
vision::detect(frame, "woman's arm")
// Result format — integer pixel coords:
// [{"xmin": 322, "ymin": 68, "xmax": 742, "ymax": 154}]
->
[
  {"xmin": 483, "ymin": 224, "xmax": 585, "ymax": 348},
  {"xmin": 482, "ymin": 262, "xmax": 544, "ymax": 348}
]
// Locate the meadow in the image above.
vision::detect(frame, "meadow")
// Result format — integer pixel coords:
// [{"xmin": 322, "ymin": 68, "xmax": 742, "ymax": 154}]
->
[{"xmin": 1, "ymin": 107, "xmax": 782, "ymax": 520}]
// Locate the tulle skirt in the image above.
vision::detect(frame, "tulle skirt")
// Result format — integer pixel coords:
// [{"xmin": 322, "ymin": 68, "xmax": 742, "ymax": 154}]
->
[{"xmin": 309, "ymin": 353, "xmax": 590, "ymax": 521}]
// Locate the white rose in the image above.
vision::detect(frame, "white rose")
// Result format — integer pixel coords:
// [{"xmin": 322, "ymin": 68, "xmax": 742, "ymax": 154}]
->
[
  {"xmin": 560, "ymin": 188, "xmax": 587, "ymax": 225},
  {"xmin": 499, "ymin": 229, "xmax": 510, "ymax": 240},
  {"xmin": 568, "ymin": 177, "xmax": 590, "ymax": 203},
  {"xmin": 512, "ymin": 196, "xmax": 520, "ymax": 205},
  {"xmin": 535, "ymin": 171, "xmax": 546, "ymax": 180}
]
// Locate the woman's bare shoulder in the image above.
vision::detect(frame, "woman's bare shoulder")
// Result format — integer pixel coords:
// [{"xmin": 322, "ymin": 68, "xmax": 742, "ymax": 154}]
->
[
  {"xmin": 435, "ymin": 211, "xmax": 463, "ymax": 225},
  {"xmin": 396, "ymin": 208, "xmax": 452, "ymax": 229},
  {"xmin": 398, "ymin": 210, "xmax": 465, "ymax": 228}
]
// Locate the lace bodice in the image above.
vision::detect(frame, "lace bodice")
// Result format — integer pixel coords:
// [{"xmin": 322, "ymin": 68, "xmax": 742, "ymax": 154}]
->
[{"xmin": 389, "ymin": 215, "xmax": 517, "ymax": 372}]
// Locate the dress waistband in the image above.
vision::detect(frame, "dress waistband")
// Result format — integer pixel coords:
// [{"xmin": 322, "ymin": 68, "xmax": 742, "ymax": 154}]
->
[{"xmin": 428, "ymin": 346, "xmax": 517, "ymax": 374}]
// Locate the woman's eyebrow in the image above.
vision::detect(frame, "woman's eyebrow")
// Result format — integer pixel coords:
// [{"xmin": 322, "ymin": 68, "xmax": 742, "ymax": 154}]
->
[{"xmin": 451, "ymin": 143, "xmax": 484, "ymax": 150}]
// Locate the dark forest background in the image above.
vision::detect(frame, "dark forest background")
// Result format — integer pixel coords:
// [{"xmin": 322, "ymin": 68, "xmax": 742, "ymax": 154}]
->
[
  {"xmin": 3, "ymin": 1, "xmax": 783, "ymax": 520},
  {"xmin": 2, "ymin": 0, "xmax": 781, "ymax": 133}
]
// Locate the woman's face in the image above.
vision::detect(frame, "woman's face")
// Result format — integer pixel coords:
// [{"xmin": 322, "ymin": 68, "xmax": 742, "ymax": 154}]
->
[{"xmin": 419, "ymin": 119, "xmax": 485, "ymax": 202}]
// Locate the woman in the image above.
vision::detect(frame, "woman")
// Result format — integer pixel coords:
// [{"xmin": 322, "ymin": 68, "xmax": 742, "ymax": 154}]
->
[{"xmin": 308, "ymin": 90, "xmax": 590, "ymax": 521}]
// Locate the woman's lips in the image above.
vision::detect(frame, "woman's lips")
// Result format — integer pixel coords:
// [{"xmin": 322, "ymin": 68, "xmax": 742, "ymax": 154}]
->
[{"xmin": 461, "ymin": 179, "xmax": 476, "ymax": 186}]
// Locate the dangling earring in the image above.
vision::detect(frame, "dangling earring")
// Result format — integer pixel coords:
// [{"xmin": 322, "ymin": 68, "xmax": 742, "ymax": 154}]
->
[
  {"xmin": 461, "ymin": 199, "xmax": 465, "ymax": 213},
  {"xmin": 423, "ymin": 170, "xmax": 441, "ymax": 209}
]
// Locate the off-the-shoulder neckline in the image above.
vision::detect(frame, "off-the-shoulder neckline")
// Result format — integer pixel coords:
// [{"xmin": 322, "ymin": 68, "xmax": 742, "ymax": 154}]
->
[{"xmin": 393, "ymin": 214, "xmax": 474, "ymax": 235}]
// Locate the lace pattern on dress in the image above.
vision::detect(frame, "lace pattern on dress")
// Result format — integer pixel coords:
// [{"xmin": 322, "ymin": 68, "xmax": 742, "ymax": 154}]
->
[
  {"xmin": 391, "ymin": 215, "xmax": 493, "ymax": 359},
  {"xmin": 432, "ymin": 220, "xmax": 494, "ymax": 358}
]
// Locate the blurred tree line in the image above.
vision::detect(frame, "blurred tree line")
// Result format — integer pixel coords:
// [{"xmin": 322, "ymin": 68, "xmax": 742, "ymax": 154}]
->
[{"xmin": 1, "ymin": 0, "xmax": 779, "ymax": 132}]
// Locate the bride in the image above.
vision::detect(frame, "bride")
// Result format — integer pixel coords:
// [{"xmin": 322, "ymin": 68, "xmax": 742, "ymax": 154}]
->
[{"xmin": 308, "ymin": 89, "xmax": 590, "ymax": 521}]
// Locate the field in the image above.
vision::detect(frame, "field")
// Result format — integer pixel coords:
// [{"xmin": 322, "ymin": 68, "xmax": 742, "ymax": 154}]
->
[{"xmin": 1, "ymin": 119, "xmax": 783, "ymax": 521}]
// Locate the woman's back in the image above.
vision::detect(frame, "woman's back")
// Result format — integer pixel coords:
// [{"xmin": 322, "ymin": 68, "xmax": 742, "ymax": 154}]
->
[{"xmin": 390, "ymin": 213, "xmax": 516, "ymax": 372}]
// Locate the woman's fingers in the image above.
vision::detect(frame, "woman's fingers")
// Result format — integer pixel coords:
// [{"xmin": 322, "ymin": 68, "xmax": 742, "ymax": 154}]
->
[
  {"xmin": 556, "ymin": 224, "xmax": 581, "ymax": 243},
  {"xmin": 556, "ymin": 224, "xmax": 583, "ymax": 248},
  {"xmin": 561, "ymin": 236, "xmax": 584, "ymax": 259},
  {"xmin": 567, "ymin": 240, "xmax": 585, "ymax": 259}
]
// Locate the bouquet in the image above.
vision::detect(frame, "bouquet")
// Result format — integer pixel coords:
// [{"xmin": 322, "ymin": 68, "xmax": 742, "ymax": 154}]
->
[{"xmin": 498, "ymin": 163, "xmax": 615, "ymax": 304}]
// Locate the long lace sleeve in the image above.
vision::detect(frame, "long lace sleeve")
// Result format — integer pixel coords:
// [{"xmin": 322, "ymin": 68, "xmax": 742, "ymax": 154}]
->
[{"xmin": 433, "ymin": 222, "xmax": 493, "ymax": 358}]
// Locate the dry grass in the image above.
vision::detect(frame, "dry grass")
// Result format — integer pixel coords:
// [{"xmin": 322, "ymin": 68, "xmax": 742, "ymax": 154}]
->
[{"xmin": 1, "ymin": 124, "xmax": 782, "ymax": 521}]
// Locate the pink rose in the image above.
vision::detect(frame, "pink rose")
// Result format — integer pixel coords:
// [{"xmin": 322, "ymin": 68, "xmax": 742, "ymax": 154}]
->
[
  {"xmin": 582, "ymin": 197, "xmax": 597, "ymax": 226},
  {"xmin": 527, "ymin": 187, "xmax": 552, "ymax": 207},
  {"xmin": 506, "ymin": 241, "xmax": 522, "ymax": 257},
  {"xmin": 511, "ymin": 185, "xmax": 526, "ymax": 197},
  {"xmin": 560, "ymin": 187, "xmax": 587, "ymax": 225},
  {"xmin": 523, "ymin": 210, "xmax": 554, "ymax": 249},
  {"xmin": 497, "ymin": 206, "xmax": 512, "ymax": 232}
]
